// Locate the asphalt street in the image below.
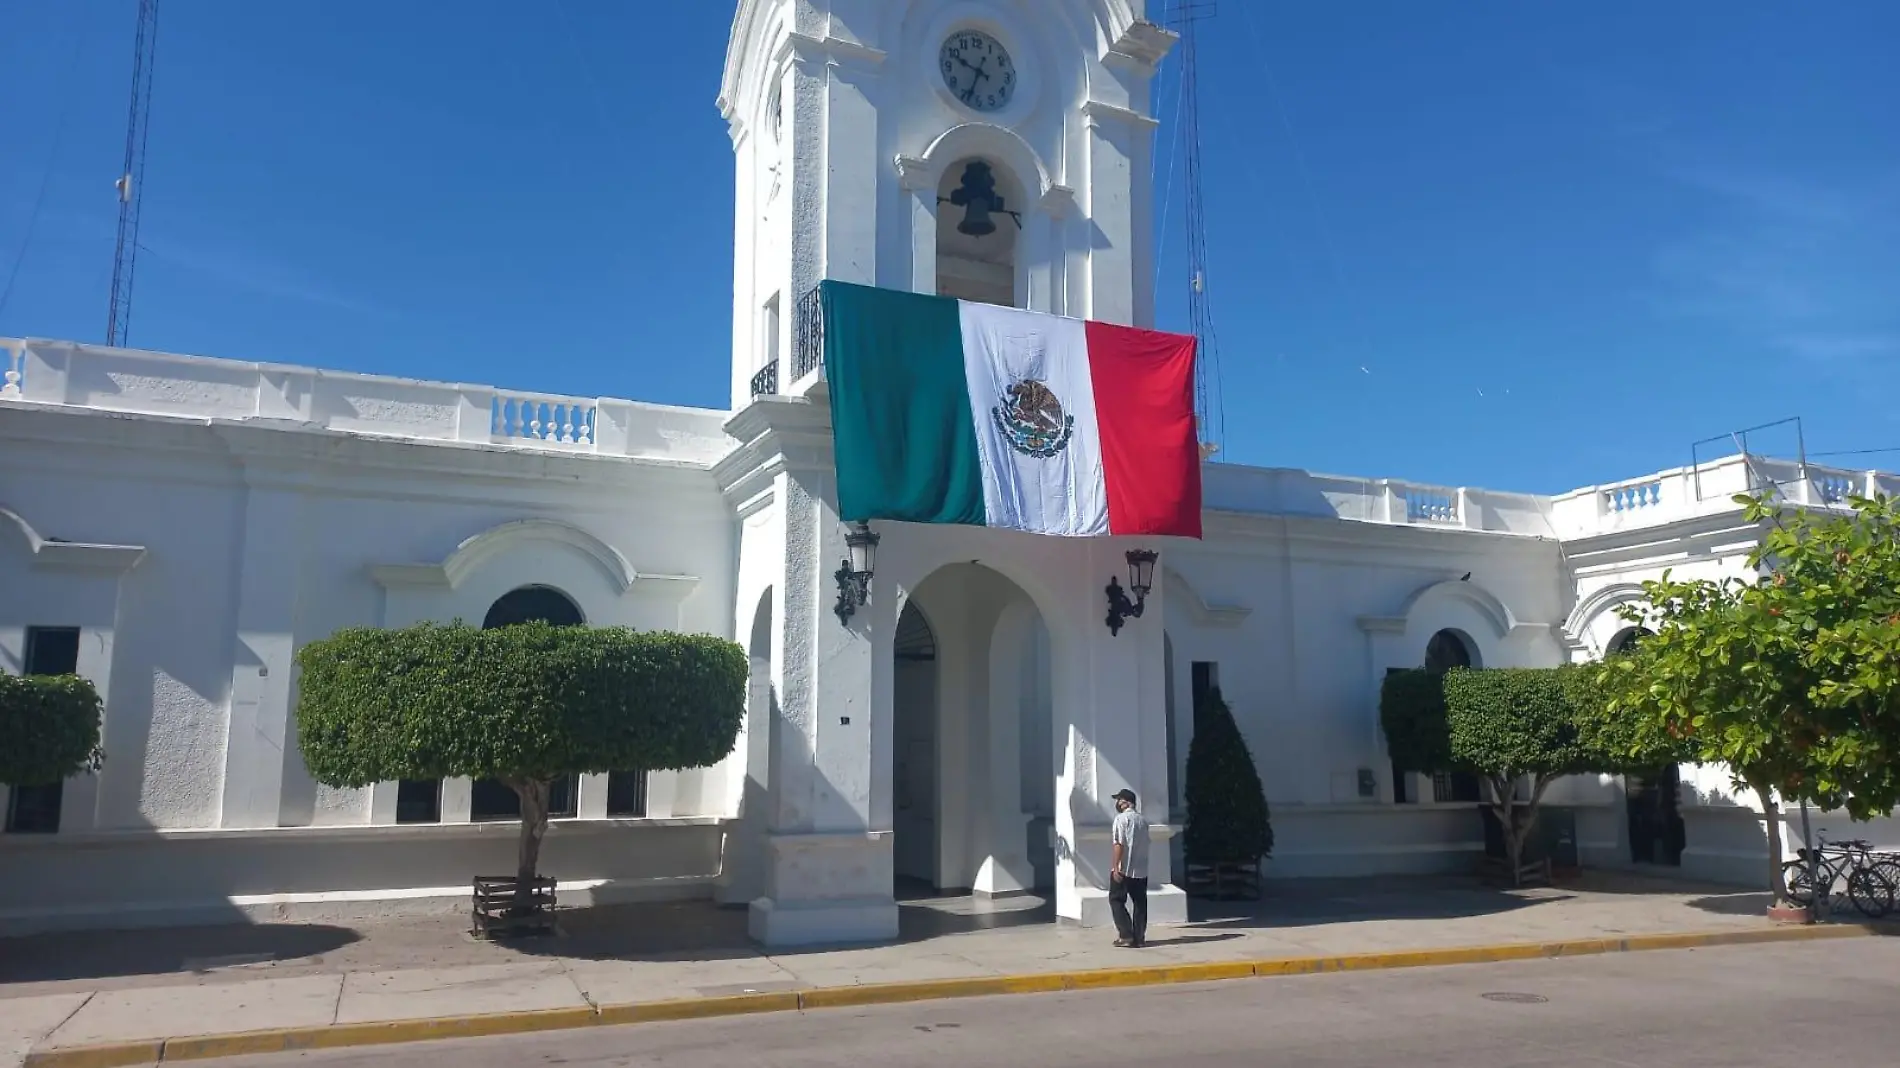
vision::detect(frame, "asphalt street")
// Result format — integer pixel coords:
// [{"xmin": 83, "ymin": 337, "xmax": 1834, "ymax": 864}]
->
[{"xmin": 187, "ymin": 938, "xmax": 1899, "ymax": 1067}]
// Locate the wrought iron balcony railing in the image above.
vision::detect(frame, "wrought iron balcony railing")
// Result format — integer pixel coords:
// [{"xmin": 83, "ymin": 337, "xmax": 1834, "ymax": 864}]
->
[
  {"xmin": 792, "ymin": 284, "xmax": 824, "ymax": 381},
  {"xmin": 749, "ymin": 360, "xmax": 779, "ymax": 398}
]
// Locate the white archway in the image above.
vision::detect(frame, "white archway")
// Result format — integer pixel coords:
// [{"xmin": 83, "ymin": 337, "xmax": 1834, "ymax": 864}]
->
[{"xmin": 895, "ymin": 562, "xmax": 1054, "ymax": 899}]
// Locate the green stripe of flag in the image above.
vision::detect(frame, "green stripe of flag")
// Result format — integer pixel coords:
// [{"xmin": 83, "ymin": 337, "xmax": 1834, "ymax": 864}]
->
[{"xmin": 822, "ymin": 281, "xmax": 987, "ymax": 526}]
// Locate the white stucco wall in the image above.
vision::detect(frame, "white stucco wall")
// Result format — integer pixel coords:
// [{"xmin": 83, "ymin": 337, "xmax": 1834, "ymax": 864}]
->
[{"xmin": 0, "ymin": 398, "xmax": 740, "ymax": 931}]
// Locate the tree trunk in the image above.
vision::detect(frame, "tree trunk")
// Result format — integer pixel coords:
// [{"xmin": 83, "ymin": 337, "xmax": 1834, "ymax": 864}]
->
[
  {"xmin": 1490, "ymin": 774, "xmax": 1553, "ymax": 888},
  {"xmin": 1748, "ymin": 775, "xmax": 1786, "ymax": 907},
  {"xmin": 508, "ymin": 778, "xmax": 552, "ymax": 914}
]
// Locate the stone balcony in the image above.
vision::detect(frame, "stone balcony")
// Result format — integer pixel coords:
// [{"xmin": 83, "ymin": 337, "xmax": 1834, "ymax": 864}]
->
[{"xmin": 7, "ymin": 335, "xmax": 1889, "ymax": 543}]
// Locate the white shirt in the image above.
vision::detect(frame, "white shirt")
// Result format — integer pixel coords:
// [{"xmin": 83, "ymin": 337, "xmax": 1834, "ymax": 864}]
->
[{"xmin": 1111, "ymin": 807, "xmax": 1151, "ymax": 880}]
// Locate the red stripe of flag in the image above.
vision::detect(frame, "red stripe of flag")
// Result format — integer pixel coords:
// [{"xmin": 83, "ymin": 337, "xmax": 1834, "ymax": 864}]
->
[{"xmin": 1084, "ymin": 320, "xmax": 1203, "ymax": 539}]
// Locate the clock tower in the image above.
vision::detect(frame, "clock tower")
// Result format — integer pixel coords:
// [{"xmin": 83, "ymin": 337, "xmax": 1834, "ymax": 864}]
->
[
  {"xmin": 718, "ymin": 0, "xmax": 1176, "ymax": 409},
  {"xmin": 716, "ymin": 1, "xmax": 1180, "ymax": 947}
]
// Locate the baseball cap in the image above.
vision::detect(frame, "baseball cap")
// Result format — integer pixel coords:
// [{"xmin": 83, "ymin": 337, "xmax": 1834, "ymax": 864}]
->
[{"xmin": 1112, "ymin": 789, "xmax": 1137, "ymax": 805}]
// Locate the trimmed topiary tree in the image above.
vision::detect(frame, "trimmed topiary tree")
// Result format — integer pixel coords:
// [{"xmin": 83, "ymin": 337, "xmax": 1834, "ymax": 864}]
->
[
  {"xmin": 1384, "ymin": 665, "xmax": 1618, "ymax": 885},
  {"xmin": 1379, "ymin": 668, "xmax": 1452, "ymax": 780},
  {"xmin": 1183, "ymin": 686, "xmax": 1273, "ymax": 885},
  {"xmin": 294, "ymin": 621, "xmax": 747, "ymax": 906},
  {"xmin": 0, "ymin": 673, "xmax": 105, "ymax": 789}
]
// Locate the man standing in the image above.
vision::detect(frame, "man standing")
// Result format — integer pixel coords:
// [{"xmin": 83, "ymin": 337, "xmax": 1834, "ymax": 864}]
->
[{"xmin": 1108, "ymin": 788, "xmax": 1150, "ymax": 948}]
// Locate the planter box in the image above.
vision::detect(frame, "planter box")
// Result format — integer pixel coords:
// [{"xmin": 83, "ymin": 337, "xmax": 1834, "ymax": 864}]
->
[
  {"xmin": 471, "ymin": 875, "xmax": 558, "ymax": 939},
  {"xmin": 1185, "ymin": 858, "xmax": 1264, "ymax": 901}
]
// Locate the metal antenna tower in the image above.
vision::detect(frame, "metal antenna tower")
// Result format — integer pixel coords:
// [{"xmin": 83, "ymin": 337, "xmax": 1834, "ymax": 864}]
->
[
  {"xmin": 106, "ymin": 0, "xmax": 160, "ymax": 348},
  {"xmin": 1168, "ymin": 0, "xmax": 1226, "ymax": 460}
]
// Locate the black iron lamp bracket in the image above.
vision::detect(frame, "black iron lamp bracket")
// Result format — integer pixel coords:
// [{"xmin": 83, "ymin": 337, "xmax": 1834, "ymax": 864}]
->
[
  {"xmin": 835, "ymin": 560, "xmax": 870, "ymax": 624},
  {"xmin": 1105, "ymin": 576, "xmax": 1146, "ymax": 637}
]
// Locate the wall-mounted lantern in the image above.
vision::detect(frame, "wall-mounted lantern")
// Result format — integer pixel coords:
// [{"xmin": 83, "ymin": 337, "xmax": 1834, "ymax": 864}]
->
[
  {"xmin": 1105, "ymin": 549, "xmax": 1158, "ymax": 636},
  {"xmin": 833, "ymin": 521, "xmax": 880, "ymax": 624}
]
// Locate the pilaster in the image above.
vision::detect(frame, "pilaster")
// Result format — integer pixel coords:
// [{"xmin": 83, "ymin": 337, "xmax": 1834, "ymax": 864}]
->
[
  {"xmin": 1080, "ymin": 101, "xmax": 1157, "ymax": 327},
  {"xmin": 216, "ymin": 479, "xmax": 305, "ymax": 829}
]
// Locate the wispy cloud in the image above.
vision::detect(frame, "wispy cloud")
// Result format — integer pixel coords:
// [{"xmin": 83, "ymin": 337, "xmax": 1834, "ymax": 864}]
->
[
  {"xmin": 1649, "ymin": 163, "xmax": 1900, "ymax": 370},
  {"xmin": 139, "ymin": 229, "xmax": 388, "ymax": 318},
  {"xmin": 1, "ymin": 203, "xmax": 392, "ymax": 321}
]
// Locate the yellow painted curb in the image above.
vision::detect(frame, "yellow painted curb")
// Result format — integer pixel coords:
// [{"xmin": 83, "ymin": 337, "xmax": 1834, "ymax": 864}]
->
[
  {"xmin": 22, "ymin": 1042, "xmax": 164, "ymax": 1068},
  {"xmin": 598, "ymin": 991, "xmax": 802, "ymax": 1026},
  {"xmin": 20, "ymin": 922, "xmax": 1881, "ymax": 1067},
  {"xmin": 161, "ymin": 1006, "xmax": 602, "ymax": 1062}
]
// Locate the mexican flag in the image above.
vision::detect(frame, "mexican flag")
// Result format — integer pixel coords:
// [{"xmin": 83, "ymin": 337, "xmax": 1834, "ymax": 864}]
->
[{"xmin": 821, "ymin": 281, "xmax": 1202, "ymax": 539}]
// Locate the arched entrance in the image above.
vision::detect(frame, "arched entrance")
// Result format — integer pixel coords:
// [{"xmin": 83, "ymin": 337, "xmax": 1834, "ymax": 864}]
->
[
  {"xmin": 893, "ymin": 563, "xmax": 1055, "ymax": 902},
  {"xmin": 719, "ymin": 588, "xmax": 777, "ymax": 905},
  {"xmin": 1608, "ymin": 626, "xmax": 1683, "ymax": 866}
]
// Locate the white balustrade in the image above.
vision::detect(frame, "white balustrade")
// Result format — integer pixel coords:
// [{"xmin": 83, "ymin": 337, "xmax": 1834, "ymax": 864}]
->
[
  {"xmin": 1, "ymin": 339, "xmax": 21, "ymax": 397},
  {"xmin": 1603, "ymin": 480, "xmax": 1662, "ymax": 513},
  {"xmin": 1814, "ymin": 471, "xmax": 1855, "ymax": 504},
  {"xmin": 6, "ymin": 336, "xmax": 1894, "ymax": 540},
  {"xmin": 491, "ymin": 394, "xmax": 598, "ymax": 446},
  {"xmin": 1401, "ymin": 485, "xmax": 1459, "ymax": 524}
]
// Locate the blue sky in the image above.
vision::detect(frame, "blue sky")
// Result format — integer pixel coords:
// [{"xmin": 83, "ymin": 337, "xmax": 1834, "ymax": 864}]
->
[{"xmin": 2, "ymin": 1, "xmax": 1895, "ymax": 494}]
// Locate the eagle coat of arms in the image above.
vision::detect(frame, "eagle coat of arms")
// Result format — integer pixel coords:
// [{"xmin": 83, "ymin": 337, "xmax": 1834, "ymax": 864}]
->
[{"xmin": 990, "ymin": 378, "xmax": 1076, "ymax": 459}]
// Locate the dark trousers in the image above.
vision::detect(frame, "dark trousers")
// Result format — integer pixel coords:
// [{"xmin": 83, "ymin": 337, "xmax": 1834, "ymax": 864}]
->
[{"xmin": 1109, "ymin": 875, "xmax": 1149, "ymax": 944}]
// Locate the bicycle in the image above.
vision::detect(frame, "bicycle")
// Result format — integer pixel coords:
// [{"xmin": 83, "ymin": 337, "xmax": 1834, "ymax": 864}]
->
[{"xmin": 1782, "ymin": 831, "xmax": 1897, "ymax": 919}]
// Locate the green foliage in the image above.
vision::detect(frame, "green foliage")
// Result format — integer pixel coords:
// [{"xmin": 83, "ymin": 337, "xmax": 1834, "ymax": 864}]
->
[
  {"xmin": 1443, "ymin": 666, "xmax": 1604, "ymax": 781},
  {"xmin": 0, "ymin": 673, "xmax": 105, "ymax": 787},
  {"xmin": 1582, "ymin": 491, "xmax": 1900, "ymax": 903},
  {"xmin": 294, "ymin": 622, "xmax": 748, "ymax": 788},
  {"xmin": 1379, "ymin": 669, "xmax": 1450, "ymax": 774},
  {"xmin": 1585, "ymin": 491, "xmax": 1900, "ymax": 821},
  {"xmin": 1183, "ymin": 687, "xmax": 1273, "ymax": 864},
  {"xmin": 1383, "ymin": 666, "xmax": 1616, "ymax": 882}
]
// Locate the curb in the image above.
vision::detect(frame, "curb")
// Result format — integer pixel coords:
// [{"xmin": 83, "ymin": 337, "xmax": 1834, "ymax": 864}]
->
[{"xmin": 24, "ymin": 923, "xmax": 1878, "ymax": 1067}]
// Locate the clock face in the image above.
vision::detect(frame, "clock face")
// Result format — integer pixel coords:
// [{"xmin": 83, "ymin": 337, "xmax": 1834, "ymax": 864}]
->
[{"xmin": 939, "ymin": 30, "xmax": 1016, "ymax": 113}]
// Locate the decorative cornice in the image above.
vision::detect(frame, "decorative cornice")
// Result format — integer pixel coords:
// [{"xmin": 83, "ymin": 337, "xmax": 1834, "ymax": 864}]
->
[
  {"xmin": 1102, "ymin": 19, "xmax": 1178, "ymax": 76},
  {"xmin": 0, "ymin": 507, "xmax": 146, "ymax": 574},
  {"xmin": 1080, "ymin": 99, "xmax": 1160, "ymax": 131},
  {"xmin": 1039, "ymin": 185, "xmax": 1078, "ymax": 219},
  {"xmin": 784, "ymin": 31, "xmax": 887, "ymax": 72},
  {"xmin": 894, "ymin": 155, "xmax": 937, "ymax": 192},
  {"xmin": 714, "ymin": 394, "xmax": 836, "ymax": 503},
  {"xmin": 367, "ymin": 518, "xmax": 699, "ymax": 602}
]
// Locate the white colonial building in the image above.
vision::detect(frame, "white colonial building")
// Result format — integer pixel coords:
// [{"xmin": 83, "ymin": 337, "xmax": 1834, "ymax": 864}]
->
[{"xmin": 2, "ymin": 0, "xmax": 1894, "ymax": 941}]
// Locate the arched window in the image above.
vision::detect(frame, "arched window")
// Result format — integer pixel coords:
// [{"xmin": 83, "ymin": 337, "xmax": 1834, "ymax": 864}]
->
[
  {"xmin": 396, "ymin": 586, "xmax": 592, "ymax": 825},
  {"xmin": 1424, "ymin": 629, "xmax": 1475, "ymax": 672},
  {"xmin": 482, "ymin": 585, "xmax": 584, "ymax": 629},
  {"xmin": 1408, "ymin": 629, "xmax": 1482, "ymax": 804},
  {"xmin": 1606, "ymin": 627, "xmax": 1652, "ymax": 657}
]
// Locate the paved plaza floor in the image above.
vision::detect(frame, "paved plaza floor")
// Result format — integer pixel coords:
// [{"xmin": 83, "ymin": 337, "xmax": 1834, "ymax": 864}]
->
[{"xmin": 0, "ymin": 871, "xmax": 1807, "ymax": 1062}]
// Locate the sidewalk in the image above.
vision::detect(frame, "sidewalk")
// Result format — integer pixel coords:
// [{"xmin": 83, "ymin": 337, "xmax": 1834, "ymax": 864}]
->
[{"xmin": 0, "ymin": 872, "xmax": 1867, "ymax": 1065}]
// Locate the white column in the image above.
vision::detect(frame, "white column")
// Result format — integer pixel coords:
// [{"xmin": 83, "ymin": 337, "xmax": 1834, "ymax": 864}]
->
[
  {"xmin": 897, "ymin": 157, "xmax": 940, "ymax": 297},
  {"xmin": 217, "ymin": 483, "xmax": 304, "ymax": 829},
  {"xmin": 974, "ymin": 599, "xmax": 1034, "ymax": 895},
  {"xmin": 1053, "ymin": 540, "xmax": 1186, "ymax": 928},
  {"xmin": 747, "ymin": 468, "xmax": 898, "ymax": 946}
]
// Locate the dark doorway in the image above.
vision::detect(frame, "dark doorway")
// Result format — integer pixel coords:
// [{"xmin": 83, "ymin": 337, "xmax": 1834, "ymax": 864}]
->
[{"xmin": 1627, "ymin": 764, "xmax": 1686, "ymax": 866}]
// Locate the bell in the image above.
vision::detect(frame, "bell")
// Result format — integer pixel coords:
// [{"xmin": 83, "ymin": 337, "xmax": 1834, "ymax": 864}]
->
[
  {"xmin": 958, "ymin": 199, "xmax": 997, "ymax": 237},
  {"xmin": 950, "ymin": 161, "xmax": 1003, "ymax": 237}
]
